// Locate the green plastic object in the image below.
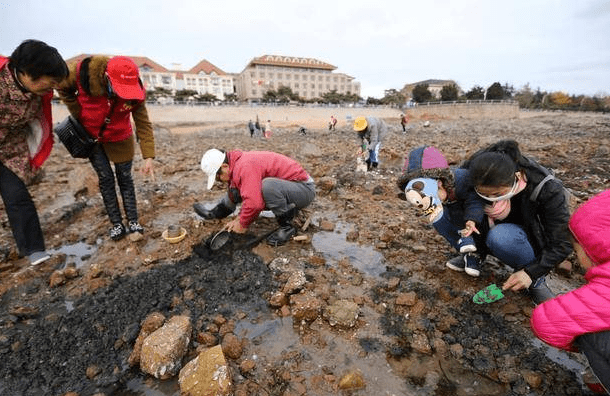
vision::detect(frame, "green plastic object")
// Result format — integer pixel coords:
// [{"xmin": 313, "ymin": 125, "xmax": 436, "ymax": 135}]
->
[{"xmin": 473, "ymin": 283, "xmax": 504, "ymax": 304}]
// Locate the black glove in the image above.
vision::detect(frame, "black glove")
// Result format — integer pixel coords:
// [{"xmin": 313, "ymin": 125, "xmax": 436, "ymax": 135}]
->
[{"xmin": 193, "ymin": 202, "xmax": 233, "ymax": 220}]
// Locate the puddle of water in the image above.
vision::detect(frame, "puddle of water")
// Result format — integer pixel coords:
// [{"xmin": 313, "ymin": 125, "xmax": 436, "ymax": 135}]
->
[
  {"xmin": 48, "ymin": 241, "xmax": 97, "ymax": 269},
  {"xmin": 124, "ymin": 377, "xmax": 180, "ymax": 396},
  {"xmin": 235, "ymin": 315, "xmax": 299, "ymax": 356},
  {"xmin": 530, "ymin": 338, "xmax": 586, "ymax": 385},
  {"xmin": 312, "ymin": 222, "xmax": 385, "ymax": 278}
]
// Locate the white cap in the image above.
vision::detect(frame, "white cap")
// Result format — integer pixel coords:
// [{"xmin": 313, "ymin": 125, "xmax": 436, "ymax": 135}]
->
[{"xmin": 200, "ymin": 149, "xmax": 225, "ymax": 190}]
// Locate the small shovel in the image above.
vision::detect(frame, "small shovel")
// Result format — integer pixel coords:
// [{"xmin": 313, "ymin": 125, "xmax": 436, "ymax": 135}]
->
[{"xmin": 473, "ymin": 283, "xmax": 504, "ymax": 304}]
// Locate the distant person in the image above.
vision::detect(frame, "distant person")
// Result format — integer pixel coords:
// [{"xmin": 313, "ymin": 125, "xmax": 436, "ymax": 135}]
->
[
  {"xmin": 329, "ymin": 115, "xmax": 337, "ymax": 131},
  {"xmin": 58, "ymin": 56, "xmax": 156, "ymax": 241},
  {"xmin": 264, "ymin": 119, "xmax": 272, "ymax": 138},
  {"xmin": 464, "ymin": 139, "xmax": 572, "ymax": 304},
  {"xmin": 353, "ymin": 116, "xmax": 387, "ymax": 171},
  {"xmin": 248, "ymin": 120, "xmax": 255, "ymax": 138},
  {"xmin": 255, "ymin": 118, "xmax": 261, "ymax": 137},
  {"xmin": 400, "ymin": 113, "xmax": 409, "ymax": 132},
  {"xmin": 531, "ymin": 189, "xmax": 610, "ymax": 393},
  {"xmin": 193, "ymin": 149, "xmax": 315, "ymax": 246},
  {"xmin": 0, "ymin": 39, "xmax": 68, "ymax": 266}
]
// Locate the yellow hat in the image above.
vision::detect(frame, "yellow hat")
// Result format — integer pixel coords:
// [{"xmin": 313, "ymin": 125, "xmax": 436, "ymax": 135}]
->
[{"xmin": 353, "ymin": 116, "xmax": 368, "ymax": 132}]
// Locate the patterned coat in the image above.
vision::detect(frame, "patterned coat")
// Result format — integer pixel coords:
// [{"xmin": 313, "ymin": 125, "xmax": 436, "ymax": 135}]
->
[{"xmin": 0, "ymin": 57, "xmax": 54, "ymax": 182}]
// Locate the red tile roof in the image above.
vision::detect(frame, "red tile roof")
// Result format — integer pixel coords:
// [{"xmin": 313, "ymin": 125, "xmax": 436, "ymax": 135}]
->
[
  {"xmin": 64, "ymin": 54, "xmax": 169, "ymax": 72},
  {"xmin": 249, "ymin": 55, "xmax": 336, "ymax": 71},
  {"xmin": 188, "ymin": 59, "xmax": 226, "ymax": 75}
]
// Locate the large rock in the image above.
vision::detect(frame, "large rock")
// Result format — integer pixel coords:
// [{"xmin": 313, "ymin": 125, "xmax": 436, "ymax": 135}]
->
[
  {"xmin": 179, "ymin": 345, "xmax": 232, "ymax": 396},
  {"xmin": 140, "ymin": 315, "xmax": 191, "ymax": 379}
]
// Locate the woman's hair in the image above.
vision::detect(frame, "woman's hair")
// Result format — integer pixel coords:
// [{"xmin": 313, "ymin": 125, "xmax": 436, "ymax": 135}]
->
[
  {"xmin": 467, "ymin": 140, "xmax": 527, "ymax": 187},
  {"xmin": 9, "ymin": 39, "xmax": 68, "ymax": 80}
]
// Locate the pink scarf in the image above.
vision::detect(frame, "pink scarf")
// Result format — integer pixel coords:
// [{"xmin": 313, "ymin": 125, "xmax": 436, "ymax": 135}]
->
[{"xmin": 485, "ymin": 176, "xmax": 528, "ymax": 226}]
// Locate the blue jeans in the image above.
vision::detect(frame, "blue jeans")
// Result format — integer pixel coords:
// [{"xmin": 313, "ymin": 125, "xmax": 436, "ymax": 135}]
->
[
  {"xmin": 485, "ymin": 223, "xmax": 535, "ymax": 270},
  {"xmin": 368, "ymin": 142, "xmax": 381, "ymax": 164},
  {"xmin": 433, "ymin": 208, "xmax": 475, "ymax": 252}
]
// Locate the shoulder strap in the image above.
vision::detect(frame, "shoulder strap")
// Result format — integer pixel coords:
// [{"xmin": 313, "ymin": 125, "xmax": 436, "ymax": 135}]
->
[{"xmin": 530, "ymin": 174, "xmax": 555, "ymax": 202}]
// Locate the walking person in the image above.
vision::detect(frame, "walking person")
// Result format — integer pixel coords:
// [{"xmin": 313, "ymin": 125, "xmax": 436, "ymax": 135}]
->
[
  {"xmin": 0, "ymin": 39, "xmax": 68, "ymax": 265},
  {"xmin": 400, "ymin": 113, "xmax": 409, "ymax": 132},
  {"xmin": 248, "ymin": 120, "xmax": 255, "ymax": 138},
  {"xmin": 58, "ymin": 56, "xmax": 155, "ymax": 241}
]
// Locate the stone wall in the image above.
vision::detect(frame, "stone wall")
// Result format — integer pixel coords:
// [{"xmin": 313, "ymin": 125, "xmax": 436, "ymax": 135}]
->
[{"xmin": 405, "ymin": 101, "xmax": 519, "ymax": 119}]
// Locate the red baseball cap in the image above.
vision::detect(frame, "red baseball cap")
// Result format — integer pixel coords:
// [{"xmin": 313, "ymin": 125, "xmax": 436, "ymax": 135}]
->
[{"xmin": 106, "ymin": 56, "xmax": 145, "ymax": 100}]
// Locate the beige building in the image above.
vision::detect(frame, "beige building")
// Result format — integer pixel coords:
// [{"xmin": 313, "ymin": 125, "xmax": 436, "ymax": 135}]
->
[
  {"xmin": 401, "ymin": 79, "xmax": 460, "ymax": 100},
  {"xmin": 234, "ymin": 55, "xmax": 361, "ymax": 101}
]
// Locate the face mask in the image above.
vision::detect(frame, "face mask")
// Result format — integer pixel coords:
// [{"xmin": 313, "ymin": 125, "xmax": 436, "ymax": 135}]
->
[{"xmin": 476, "ymin": 177, "xmax": 519, "ymax": 202}]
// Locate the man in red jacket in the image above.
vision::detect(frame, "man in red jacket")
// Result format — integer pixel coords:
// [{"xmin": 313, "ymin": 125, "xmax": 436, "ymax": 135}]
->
[{"xmin": 193, "ymin": 149, "xmax": 316, "ymax": 246}]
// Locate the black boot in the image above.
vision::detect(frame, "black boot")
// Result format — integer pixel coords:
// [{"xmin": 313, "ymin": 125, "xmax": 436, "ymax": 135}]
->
[
  {"xmin": 267, "ymin": 207, "xmax": 298, "ymax": 246},
  {"xmin": 193, "ymin": 202, "xmax": 233, "ymax": 220}
]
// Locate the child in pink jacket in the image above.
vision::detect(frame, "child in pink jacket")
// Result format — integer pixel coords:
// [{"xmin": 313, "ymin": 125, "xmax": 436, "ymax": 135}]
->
[{"xmin": 531, "ymin": 189, "xmax": 610, "ymax": 393}]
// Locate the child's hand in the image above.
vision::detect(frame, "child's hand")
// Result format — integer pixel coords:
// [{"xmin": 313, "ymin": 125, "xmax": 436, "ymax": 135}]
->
[{"xmin": 460, "ymin": 220, "xmax": 480, "ymax": 237}]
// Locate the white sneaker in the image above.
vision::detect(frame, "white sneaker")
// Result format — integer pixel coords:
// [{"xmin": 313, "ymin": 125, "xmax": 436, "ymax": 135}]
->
[{"xmin": 28, "ymin": 251, "xmax": 51, "ymax": 266}]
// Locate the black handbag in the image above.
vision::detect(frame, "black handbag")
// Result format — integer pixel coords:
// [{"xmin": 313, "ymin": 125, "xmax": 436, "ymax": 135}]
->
[{"xmin": 54, "ymin": 115, "xmax": 97, "ymax": 158}]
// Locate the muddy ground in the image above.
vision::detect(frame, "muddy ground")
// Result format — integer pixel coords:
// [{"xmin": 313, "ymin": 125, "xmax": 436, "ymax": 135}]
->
[{"xmin": 0, "ymin": 108, "xmax": 609, "ymax": 396}]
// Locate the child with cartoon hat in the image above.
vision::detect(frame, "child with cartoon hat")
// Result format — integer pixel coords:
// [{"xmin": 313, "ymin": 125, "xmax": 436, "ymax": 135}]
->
[{"xmin": 397, "ymin": 146, "xmax": 486, "ymax": 276}]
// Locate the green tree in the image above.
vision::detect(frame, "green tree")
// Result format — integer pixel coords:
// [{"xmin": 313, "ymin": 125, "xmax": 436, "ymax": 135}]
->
[
  {"xmin": 174, "ymin": 89, "xmax": 198, "ymax": 102},
  {"xmin": 465, "ymin": 85, "xmax": 485, "ymax": 100},
  {"xmin": 223, "ymin": 93, "xmax": 238, "ymax": 102},
  {"xmin": 412, "ymin": 84, "xmax": 433, "ymax": 103},
  {"xmin": 197, "ymin": 93, "xmax": 218, "ymax": 102},
  {"xmin": 439, "ymin": 84, "xmax": 459, "ymax": 101},
  {"xmin": 380, "ymin": 89, "xmax": 406, "ymax": 107},
  {"xmin": 486, "ymin": 82, "xmax": 504, "ymax": 100}
]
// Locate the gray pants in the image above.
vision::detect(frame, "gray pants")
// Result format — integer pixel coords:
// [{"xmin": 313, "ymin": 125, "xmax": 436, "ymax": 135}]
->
[
  {"xmin": 222, "ymin": 177, "xmax": 315, "ymax": 217},
  {"xmin": 262, "ymin": 177, "xmax": 315, "ymax": 216}
]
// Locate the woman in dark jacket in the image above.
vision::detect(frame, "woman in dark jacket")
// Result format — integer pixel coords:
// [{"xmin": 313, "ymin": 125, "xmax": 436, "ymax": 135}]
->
[{"xmin": 465, "ymin": 140, "xmax": 572, "ymax": 304}]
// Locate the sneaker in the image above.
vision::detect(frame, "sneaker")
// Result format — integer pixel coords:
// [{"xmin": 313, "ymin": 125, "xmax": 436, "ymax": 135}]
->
[
  {"xmin": 110, "ymin": 223, "xmax": 126, "ymax": 241},
  {"xmin": 446, "ymin": 254, "xmax": 465, "ymax": 272},
  {"xmin": 128, "ymin": 221, "xmax": 144, "ymax": 242},
  {"xmin": 457, "ymin": 237, "xmax": 477, "ymax": 253},
  {"xmin": 464, "ymin": 253, "xmax": 481, "ymax": 277},
  {"xmin": 128, "ymin": 221, "xmax": 144, "ymax": 234},
  {"xmin": 528, "ymin": 276, "xmax": 555, "ymax": 304},
  {"xmin": 28, "ymin": 251, "xmax": 51, "ymax": 266}
]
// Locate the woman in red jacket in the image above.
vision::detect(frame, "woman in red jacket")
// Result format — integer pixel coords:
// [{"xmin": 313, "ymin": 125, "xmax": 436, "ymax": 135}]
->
[
  {"xmin": 58, "ymin": 56, "xmax": 155, "ymax": 241},
  {"xmin": 531, "ymin": 189, "xmax": 610, "ymax": 393}
]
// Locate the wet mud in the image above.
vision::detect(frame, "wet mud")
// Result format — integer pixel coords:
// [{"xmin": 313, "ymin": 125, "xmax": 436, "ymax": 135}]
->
[{"xmin": 0, "ymin": 109, "xmax": 609, "ymax": 395}]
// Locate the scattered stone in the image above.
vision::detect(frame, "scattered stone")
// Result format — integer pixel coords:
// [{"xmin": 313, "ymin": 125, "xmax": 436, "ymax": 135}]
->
[
  {"xmin": 86, "ymin": 365, "xmax": 101, "ymax": 379},
  {"xmin": 324, "ymin": 300, "xmax": 359, "ymax": 328},
  {"xmin": 239, "ymin": 359, "xmax": 256, "ymax": 374},
  {"xmin": 319, "ymin": 220, "xmax": 335, "ymax": 231},
  {"xmin": 49, "ymin": 270, "xmax": 67, "ymax": 288},
  {"xmin": 290, "ymin": 292, "xmax": 323, "ymax": 322},
  {"xmin": 221, "ymin": 333, "xmax": 243, "ymax": 359},
  {"xmin": 396, "ymin": 292, "xmax": 417, "ymax": 306},
  {"xmin": 521, "ymin": 370, "xmax": 543, "ymax": 388},
  {"xmin": 338, "ymin": 370, "xmax": 365, "ymax": 390},
  {"xmin": 196, "ymin": 332, "xmax": 217, "ymax": 347},
  {"xmin": 269, "ymin": 291, "xmax": 288, "ymax": 307},
  {"xmin": 282, "ymin": 270, "xmax": 306, "ymax": 294}
]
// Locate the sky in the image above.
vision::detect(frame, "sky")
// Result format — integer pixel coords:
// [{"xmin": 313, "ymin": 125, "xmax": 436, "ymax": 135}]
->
[{"xmin": 1, "ymin": 0, "xmax": 609, "ymax": 98}]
